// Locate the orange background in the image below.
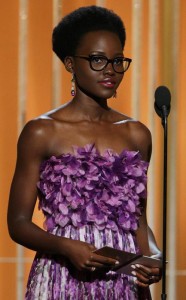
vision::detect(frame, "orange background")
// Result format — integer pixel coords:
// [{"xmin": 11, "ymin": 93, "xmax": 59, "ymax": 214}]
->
[{"xmin": 0, "ymin": 1, "xmax": 185, "ymax": 299}]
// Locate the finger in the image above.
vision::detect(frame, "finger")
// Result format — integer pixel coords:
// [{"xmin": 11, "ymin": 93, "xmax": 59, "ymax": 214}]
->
[
  {"xmin": 132, "ymin": 272, "xmax": 154, "ymax": 287},
  {"xmin": 135, "ymin": 264, "xmax": 160, "ymax": 276},
  {"xmin": 131, "ymin": 265, "xmax": 148, "ymax": 278},
  {"xmin": 131, "ymin": 272, "xmax": 149, "ymax": 288},
  {"xmin": 134, "ymin": 264, "xmax": 152, "ymax": 276},
  {"xmin": 89, "ymin": 244, "xmax": 97, "ymax": 252},
  {"xmin": 84, "ymin": 259, "xmax": 105, "ymax": 269},
  {"xmin": 149, "ymin": 275, "xmax": 161, "ymax": 283},
  {"xmin": 93, "ymin": 254, "xmax": 119, "ymax": 266},
  {"xmin": 84, "ymin": 264, "xmax": 107, "ymax": 272},
  {"xmin": 132, "ymin": 270, "xmax": 161, "ymax": 287},
  {"xmin": 85, "ymin": 257, "xmax": 117, "ymax": 270},
  {"xmin": 134, "ymin": 265, "xmax": 162, "ymax": 283},
  {"xmin": 131, "ymin": 270, "xmax": 149, "ymax": 285},
  {"xmin": 135, "ymin": 279, "xmax": 149, "ymax": 288}
]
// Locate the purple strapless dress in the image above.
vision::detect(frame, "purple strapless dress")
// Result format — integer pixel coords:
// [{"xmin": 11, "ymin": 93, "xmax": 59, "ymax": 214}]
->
[{"xmin": 25, "ymin": 144, "xmax": 151, "ymax": 299}]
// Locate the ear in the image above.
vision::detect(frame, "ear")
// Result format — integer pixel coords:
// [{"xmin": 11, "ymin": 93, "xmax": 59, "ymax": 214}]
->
[{"xmin": 64, "ymin": 56, "xmax": 74, "ymax": 73}]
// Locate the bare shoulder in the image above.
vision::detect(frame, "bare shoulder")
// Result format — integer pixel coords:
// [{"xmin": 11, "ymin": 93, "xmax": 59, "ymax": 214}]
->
[
  {"xmin": 18, "ymin": 116, "xmax": 56, "ymax": 159},
  {"xmin": 109, "ymin": 108, "xmax": 151, "ymax": 144},
  {"xmin": 107, "ymin": 110, "xmax": 152, "ymax": 161},
  {"xmin": 127, "ymin": 120, "xmax": 152, "ymax": 162},
  {"xmin": 129, "ymin": 120, "xmax": 151, "ymax": 142}
]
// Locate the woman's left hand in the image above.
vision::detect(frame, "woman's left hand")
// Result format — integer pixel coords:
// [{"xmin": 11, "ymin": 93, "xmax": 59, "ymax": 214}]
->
[{"xmin": 131, "ymin": 264, "xmax": 162, "ymax": 287}]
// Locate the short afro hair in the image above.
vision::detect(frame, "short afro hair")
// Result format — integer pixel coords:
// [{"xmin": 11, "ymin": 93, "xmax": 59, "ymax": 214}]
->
[{"xmin": 52, "ymin": 5, "xmax": 126, "ymax": 62}]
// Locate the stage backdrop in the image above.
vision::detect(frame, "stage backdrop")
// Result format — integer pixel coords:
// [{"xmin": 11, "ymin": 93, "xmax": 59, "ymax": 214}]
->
[{"xmin": 0, "ymin": 1, "xmax": 185, "ymax": 299}]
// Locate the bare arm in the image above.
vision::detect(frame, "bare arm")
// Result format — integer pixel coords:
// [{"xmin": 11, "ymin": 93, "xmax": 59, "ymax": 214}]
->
[
  {"xmin": 129, "ymin": 121, "xmax": 162, "ymax": 286},
  {"xmin": 136, "ymin": 199, "xmax": 151, "ymax": 256},
  {"xmin": 130, "ymin": 121, "xmax": 161, "ymax": 257},
  {"xmin": 136, "ymin": 203, "xmax": 162, "ymax": 258},
  {"xmin": 7, "ymin": 120, "xmax": 68, "ymax": 254}
]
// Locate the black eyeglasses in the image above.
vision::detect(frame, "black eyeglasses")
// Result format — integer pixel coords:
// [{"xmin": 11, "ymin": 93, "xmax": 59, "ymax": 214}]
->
[{"xmin": 73, "ymin": 55, "xmax": 132, "ymax": 73}]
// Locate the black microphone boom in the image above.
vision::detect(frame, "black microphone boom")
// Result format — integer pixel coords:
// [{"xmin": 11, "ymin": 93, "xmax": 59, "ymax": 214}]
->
[{"xmin": 154, "ymin": 86, "xmax": 171, "ymax": 118}]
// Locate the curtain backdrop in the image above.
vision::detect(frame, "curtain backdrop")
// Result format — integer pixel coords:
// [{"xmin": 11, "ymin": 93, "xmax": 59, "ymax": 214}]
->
[{"xmin": 0, "ymin": 1, "xmax": 185, "ymax": 299}]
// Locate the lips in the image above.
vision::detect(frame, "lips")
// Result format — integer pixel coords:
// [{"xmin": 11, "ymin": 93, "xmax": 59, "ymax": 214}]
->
[{"xmin": 98, "ymin": 79, "xmax": 116, "ymax": 88}]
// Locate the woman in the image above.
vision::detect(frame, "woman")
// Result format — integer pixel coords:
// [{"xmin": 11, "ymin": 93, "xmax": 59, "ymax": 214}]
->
[{"xmin": 8, "ymin": 6, "xmax": 161, "ymax": 299}]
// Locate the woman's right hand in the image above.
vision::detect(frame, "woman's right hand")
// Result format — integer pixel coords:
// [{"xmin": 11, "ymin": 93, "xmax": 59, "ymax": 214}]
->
[{"xmin": 65, "ymin": 239, "xmax": 118, "ymax": 272}]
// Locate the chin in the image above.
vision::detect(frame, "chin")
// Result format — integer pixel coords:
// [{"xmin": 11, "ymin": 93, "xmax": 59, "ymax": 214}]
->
[
  {"xmin": 102, "ymin": 92, "xmax": 115, "ymax": 100},
  {"xmin": 95, "ymin": 89, "xmax": 115, "ymax": 99}
]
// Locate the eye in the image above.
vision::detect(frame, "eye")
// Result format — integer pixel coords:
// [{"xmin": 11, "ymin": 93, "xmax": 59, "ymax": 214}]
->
[
  {"xmin": 113, "ymin": 57, "xmax": 124, "ymax": 65},
  {"xmin": 90, "ymin": 56, "xmax": 105, "ymax": 64}
]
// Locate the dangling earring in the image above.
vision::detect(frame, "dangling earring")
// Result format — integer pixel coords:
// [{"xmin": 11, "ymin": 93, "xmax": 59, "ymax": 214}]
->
[
  {"xmin": 71, "ymin": 73, "xmax": 76, "ymax": 96},
  {"xmin": 113, "ymin": 91, "xmax": 117, "ymax": 98}
]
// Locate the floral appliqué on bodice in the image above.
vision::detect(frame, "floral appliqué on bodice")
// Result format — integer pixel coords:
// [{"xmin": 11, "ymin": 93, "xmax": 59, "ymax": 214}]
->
[{"xmin": 37, "ymin": 144, "xmax": 149, "ymax": 234}]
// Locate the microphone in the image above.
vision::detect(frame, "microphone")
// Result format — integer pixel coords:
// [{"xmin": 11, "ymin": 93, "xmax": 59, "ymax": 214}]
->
[{"xmin": 154, "ymin": 86, "xmax": 171, "ymax": 118}]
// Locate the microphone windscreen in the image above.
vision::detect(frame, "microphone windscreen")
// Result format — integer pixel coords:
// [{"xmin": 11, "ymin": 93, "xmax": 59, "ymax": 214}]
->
[
  {"xmin": 154, "ymin": 86, "xmax": 171, "ymax": 117},
  {"xmin": 155, "ymin": 86, "xmax": 171, "ymax": 108}
]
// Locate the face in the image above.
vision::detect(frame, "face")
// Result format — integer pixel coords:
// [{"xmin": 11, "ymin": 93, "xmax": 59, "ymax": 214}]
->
[{"xmin": 66, "ymin": 30, "xmax": 124, "ymax": 100}]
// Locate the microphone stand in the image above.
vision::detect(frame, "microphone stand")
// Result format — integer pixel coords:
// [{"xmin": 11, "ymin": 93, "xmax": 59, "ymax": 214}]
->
[
  {"xmin": 161, "ymin": 112, "xmax": 168, "ymax": 300},
  {"xmin": 154, "ymin": 85, "xmax": 171, "ymax": 299}
]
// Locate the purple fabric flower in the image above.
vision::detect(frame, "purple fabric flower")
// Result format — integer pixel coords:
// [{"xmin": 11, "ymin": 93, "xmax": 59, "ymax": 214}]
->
[{"xmin": 37, "ymin": 144, "xmax": 149, "ymax": 233}]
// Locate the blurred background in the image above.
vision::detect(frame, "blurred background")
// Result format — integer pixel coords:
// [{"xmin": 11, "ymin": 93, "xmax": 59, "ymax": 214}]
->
[{"xmin": 0, "ymin": 0, "xmax": 185, "ymax": 299}]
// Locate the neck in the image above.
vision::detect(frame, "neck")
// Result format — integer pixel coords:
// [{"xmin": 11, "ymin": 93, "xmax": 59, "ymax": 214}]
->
[{"xmin": 70, "ymin": 94, "xmax": 110, "ymax": 122}]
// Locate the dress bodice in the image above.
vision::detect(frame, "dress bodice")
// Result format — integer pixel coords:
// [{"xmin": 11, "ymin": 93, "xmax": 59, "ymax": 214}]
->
[{"xmin": 37, "ymin": 144, "xmax": 149, "ymax": 233}]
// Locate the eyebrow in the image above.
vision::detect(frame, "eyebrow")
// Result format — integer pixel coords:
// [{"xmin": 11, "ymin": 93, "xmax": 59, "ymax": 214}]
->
[{"xmin": 90, "ymin": 51, "xmax": 124, "ymax": 56}]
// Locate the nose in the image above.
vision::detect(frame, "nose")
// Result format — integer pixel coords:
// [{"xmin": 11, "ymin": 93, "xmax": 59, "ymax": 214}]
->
[{"xmin": 103, "ymin": 61, "xmax": 115, "ymax": 74}]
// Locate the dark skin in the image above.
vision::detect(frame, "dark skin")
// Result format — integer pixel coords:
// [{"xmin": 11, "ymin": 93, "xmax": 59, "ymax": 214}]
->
[{"xmin": 8, "ymin": 30, "xmax": 161, "ymax": 287}]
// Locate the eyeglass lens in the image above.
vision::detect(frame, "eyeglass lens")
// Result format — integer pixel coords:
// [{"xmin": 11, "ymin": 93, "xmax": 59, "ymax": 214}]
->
[{"xmin": 90, "ymin": 56, "xmax": 129, "ymax": 73}]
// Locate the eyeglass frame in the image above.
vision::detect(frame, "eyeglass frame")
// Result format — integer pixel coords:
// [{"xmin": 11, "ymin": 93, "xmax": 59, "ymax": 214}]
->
[{"xmin": 73, "ymin": 54, "xmax": 132, "ymax": 74}]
